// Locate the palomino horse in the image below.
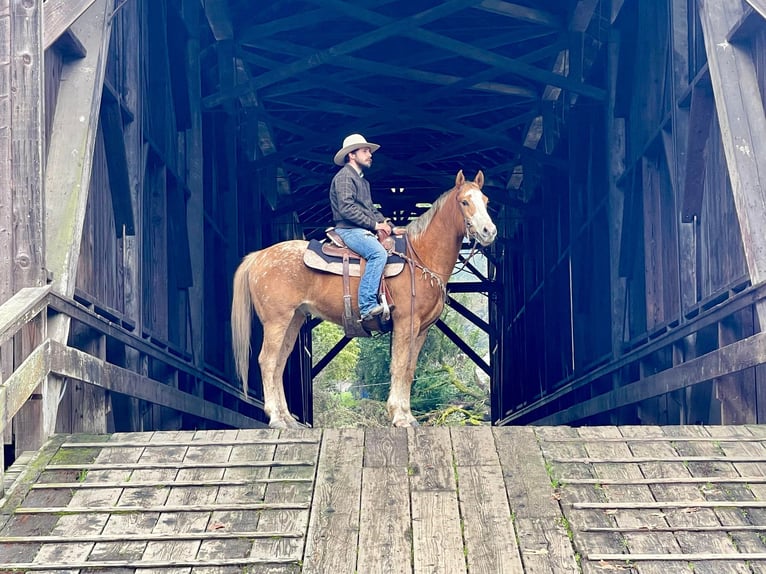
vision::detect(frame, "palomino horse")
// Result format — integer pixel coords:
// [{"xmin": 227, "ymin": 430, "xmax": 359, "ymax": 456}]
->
[{"xmin": 231, "ymin": 170, "xmax": 497, "ymax": 428}]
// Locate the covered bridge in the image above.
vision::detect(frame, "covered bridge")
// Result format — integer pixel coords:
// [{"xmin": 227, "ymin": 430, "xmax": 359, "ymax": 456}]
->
[{"xmin": 1, "ymin": 0, "xmax": 765, "ymax": 456}]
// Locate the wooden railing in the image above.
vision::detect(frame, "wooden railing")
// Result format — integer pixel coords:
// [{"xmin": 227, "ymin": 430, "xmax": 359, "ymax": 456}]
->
[{"xmin": 0, "ymin": 286, "xmax": 266, "ymax": 454}]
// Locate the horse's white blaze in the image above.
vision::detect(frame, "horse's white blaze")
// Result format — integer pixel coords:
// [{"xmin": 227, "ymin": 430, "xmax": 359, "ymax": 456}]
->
[{"xmin": 465, "ymin": 187, "xmax": 497, "ymax": 246}]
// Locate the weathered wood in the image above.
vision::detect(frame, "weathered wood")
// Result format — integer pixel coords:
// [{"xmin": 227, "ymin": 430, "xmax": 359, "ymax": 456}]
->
[
  {"xmin": 409, "ymin": 427, "xmax": 466, "ymax": 574},
  {"xmin": 357, "ymin": 467, "xmax": 412, "ymax": 573},
  {"xmin": 303, "ymin": 428, "xmax": 364, "ymax": 574},
  {"xmin": 622, "ymin": 426, "xmax": 745, "ymax": 574},
  {"xmin": 47, "ymin": 341, "xmax": 261, "ymax": 428},
  {"xmin": 0, "ymin": 286, "xmax": 50, "ymax": 347},
  {"xmin": 495, "ymin": 427, "xmax": 579, "ymax": 573},
  {"xmin": 698, "ymin": 0, "xmax": 766, "ymax": 322},
  {"xmin": 537, "ymin": 330, "xmax": 766, "ymax": 424},
  {"xmin": 454, "ymin": 427, "xmax": 523, "ymax": 574},
  {"xmin": 535, "ymin": 426, "xmax": 626, "ymax": 574},
  {"xmin": 575, "ymin": 426, "xmax": 683, "ymax": 574},
  {"xmin": 44, "ymin": 0, "xmax": 111, "ymax": 299},
  {"xmin": 681, "ymin": 84, "xmax": 714, "ymax": 222},
  {"xmin": 249, "ymin": 428, "xmax": 317, "ymax": 564},
  {"xmin": 42, "ymin": 0, "xmax": 98, "ymax": 49},
  {"xmin": 363, "ymin": 426, "xmax": 408, "ymax": 467}
]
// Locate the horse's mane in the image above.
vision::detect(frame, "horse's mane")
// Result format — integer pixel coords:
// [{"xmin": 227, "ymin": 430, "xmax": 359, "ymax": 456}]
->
[{"xmin": 406, "ymin": 186, "xmax": 459, "ymax": 240}]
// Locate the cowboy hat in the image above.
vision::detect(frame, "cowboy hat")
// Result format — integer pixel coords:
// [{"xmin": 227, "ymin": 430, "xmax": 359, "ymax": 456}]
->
[{"xmin": 333, "ymin": 134, "xmax": 380, "ymax": 166}]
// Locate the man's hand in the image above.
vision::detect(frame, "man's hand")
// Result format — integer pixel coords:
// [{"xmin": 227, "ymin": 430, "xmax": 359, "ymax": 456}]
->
[{"xmin": 375, "ymin": 221, "xmax": 392, "ymax": 238}]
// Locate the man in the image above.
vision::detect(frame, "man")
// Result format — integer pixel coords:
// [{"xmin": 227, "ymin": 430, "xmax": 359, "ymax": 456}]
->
[{"xmin": 329, "ymin": 134, "xmax": 393, "ymax": 322}]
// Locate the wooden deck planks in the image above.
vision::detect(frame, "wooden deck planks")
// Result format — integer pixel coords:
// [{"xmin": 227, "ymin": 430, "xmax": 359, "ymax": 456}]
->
[
  {"xmin": 409, "ymin": 426, "xmax": 466, "ymax": 574},
  {"xmin": 577, "ymin": 426, "xmax": 686, "ymax": 574},
  {"xmin": 2, "ymin": 426, "xmax": 766, "ymax": 571},
  {"xmin": 536, "ymin": 425, "xmax": 632, "ymax": 574},
  {"xmin": 356, "ymin": 427, "xmax": 411, "ymax": 574},
  {"xmin": 494, "ymin": 426, "xmax": 579, "ymax": 573},
  {"xmin": 622, "ymin": 425, "xmax": 748, "ymax": 574},
  {"xmin": 452, "ymin": 426, "xmax": 524, "ymax": 574},
  {"xmin": 302, "ymin": 428, "xmax": 364, "ymax": 574}
]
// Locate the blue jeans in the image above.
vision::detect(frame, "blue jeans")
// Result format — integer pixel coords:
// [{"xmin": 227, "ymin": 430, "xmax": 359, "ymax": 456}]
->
[{"xmin": 334, "ymin": 227, "xmax": 387, "ymax": 315}]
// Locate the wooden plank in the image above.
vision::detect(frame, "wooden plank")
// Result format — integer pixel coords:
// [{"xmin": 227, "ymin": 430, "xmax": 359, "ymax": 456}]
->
[
  {"xmin": 302, "ymin": 428, "xmax": 364, "ymax": 574},
  {"xmin": 576, "ymin": 426, "xmax": 686, "ymax": 574},
  {"xmin": 621, "ymin": 426, "xmax": 745, "ymax": 574},
  {"xmin": 0, "ymin": 287, "xmax": 50, "ymax": 347},
  {"xmin": 0, "ymin": 0, "xmax": 11, "ymax": 311},
  {"xmin": 363, "ymin": 427, "xmax": 408, "ymax": 467},
  {"xmin": 96, "ymin": 432, "xmax": 179, "ymax": 566},
  {"xmin": 681, "ymin": 84, "xmax": 714, "ymax": 222},
  {"xmin": 494, "ymin": 427, "xmax": 579, "ymax": 573},
  {"xmin": 99, "ymin": 97, "xmax": 135, "ymax": 234},
  {"xmin": 408, "ymin": 426, "xmax": 454, "ymax": 491},
  {"xmin": 452, "ymin": 427, "xmax": 523, "ymax": 572},
  {"xmin": 475, "ymin": 1, "xmax": 560, "ymax": 26},
  {"xmin": 701, "ymin": 426, "xmax": 766, "ymax": 573},
  {"xmin": 0, "ymin": 435, "xmax": 69, "ymax": 566},
  {"xmin": 537, "ymin": 330, "xmax": 766, "ymax": 424},
  {"xmin": 136, "ymin": 430, "xmax": 226, "ymax": 570},
  {"xmin": 357, "ymin": 466, "xmax": 412, "ymax": 574},
  {"xmin": 249, "ymin": 428, "xmax": 317, "ymax": 567},
  {"xmin": 42, "ymin": 433, "xmax": 140, "ymax": 567},
  {"xmin": 10, "ymin": 0, "xmax": 46, "ymax": 461},
  {"xmin": 698, "ymin": 0, "xmax": 766, "ymax": 323},
  {"xmin": 534, "ymin": 426, "xmax": 627, "ymax": 574},
  {"xmin": 42, "ymin": 0, "xmax": 98, "ymax": 49},
  {"xmin": 44, "ymin": 0, "xmax": 111, "ymax": 298},
  {"xmin": 409, "ymin": 427, "xmax": 465, "ymax": 574},
  {"xmin": 48, "ymin": 341, "xmax": 260, "ymax": 428},
  {"xmin": 2, "ymin": 341, "xmax": 49, "ymax": 431}
]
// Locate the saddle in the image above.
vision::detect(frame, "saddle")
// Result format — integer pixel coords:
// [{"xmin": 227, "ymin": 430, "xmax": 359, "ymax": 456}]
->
[{"xmin": 303, "ymin": 229, "xmax": 407, "ymax": 337}]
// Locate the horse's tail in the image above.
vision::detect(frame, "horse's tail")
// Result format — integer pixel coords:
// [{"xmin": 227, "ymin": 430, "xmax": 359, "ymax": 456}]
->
[{"xmin": 231, "ymin": 254, "xmax": 254, "ymax": 396}]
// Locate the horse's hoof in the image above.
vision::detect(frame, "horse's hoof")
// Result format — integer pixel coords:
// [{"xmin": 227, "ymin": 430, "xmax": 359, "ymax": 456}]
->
[
  {"xmin": 268, "ymin": 419, "xmax": 289, "ymax": 430},
  {"xmin": 392, "ymin": 417, "xmax": 418, "ymax": 428}
]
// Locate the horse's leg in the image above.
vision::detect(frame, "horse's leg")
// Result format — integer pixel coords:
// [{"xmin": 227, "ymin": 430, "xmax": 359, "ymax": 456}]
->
[
  {"xmin": 258, "ymin": 311, "xmax": 305, "ymax": 429},
  {"xmin": 387, "ymin": 327, "xmax": 428, "ymax": 427}
]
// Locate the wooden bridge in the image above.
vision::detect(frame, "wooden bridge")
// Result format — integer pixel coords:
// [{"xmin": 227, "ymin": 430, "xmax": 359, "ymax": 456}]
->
[{"xmin": 2, "ymin": 425, "xmax": 766, "ymax": 573}]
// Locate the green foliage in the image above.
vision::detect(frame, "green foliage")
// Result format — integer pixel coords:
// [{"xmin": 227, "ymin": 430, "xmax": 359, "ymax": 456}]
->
[{"xmin": 311, "ymin": 290, "xmax": 490, "ymax": 426}]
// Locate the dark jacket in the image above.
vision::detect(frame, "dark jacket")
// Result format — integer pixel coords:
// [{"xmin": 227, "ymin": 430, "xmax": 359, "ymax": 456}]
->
[{"xmin": 329, "ymin": 164, "xmax": 385, "ymax": 230}]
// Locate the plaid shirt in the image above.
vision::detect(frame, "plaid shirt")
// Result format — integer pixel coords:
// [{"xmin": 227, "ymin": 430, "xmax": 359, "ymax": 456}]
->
[{"xmin": 329, "ymin": 164, "xmax": 385, "ymax": 231}]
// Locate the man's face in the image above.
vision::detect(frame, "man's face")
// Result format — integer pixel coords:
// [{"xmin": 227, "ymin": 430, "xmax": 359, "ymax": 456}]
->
[{"xmin": 350, "ymin": 147, "xmax": 373, "ymax": 169}]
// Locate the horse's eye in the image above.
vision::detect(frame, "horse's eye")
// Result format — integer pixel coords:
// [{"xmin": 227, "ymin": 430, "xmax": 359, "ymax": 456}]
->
[{"xmin": 461, "ymin": 200, "xmax": 469, "ymax": 206}]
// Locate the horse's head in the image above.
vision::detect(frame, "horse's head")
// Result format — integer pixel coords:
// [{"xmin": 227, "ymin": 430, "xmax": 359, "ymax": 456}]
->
[{"xmin": 455, "ymin": 170, "xmax": 497, "ymax": 247}]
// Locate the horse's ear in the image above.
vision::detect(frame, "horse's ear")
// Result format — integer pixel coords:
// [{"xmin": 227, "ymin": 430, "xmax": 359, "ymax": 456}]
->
[
  {"xmin": 474, "ymin": 170, "xmax": 484, "ymax": 189},
  {"xmin": 455, "ymin": 170, "xmax": 465, "ymax": 187}
]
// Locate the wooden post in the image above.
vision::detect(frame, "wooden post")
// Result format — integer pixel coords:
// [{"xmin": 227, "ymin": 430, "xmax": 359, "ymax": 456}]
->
[
  {"xmin": 5, "ymin": 0, "xmax": 46, "ymax": 461},
  {"xmin": 43, "ymin": 0, "xmax": 111, "ymax": 437},
  {"xmin": 183, "ymin": 0, "xmax": 205, "ymax": 370},
  {"xmin": 698, "ymin": 1, "xmax": 766, "ymax": 324}
]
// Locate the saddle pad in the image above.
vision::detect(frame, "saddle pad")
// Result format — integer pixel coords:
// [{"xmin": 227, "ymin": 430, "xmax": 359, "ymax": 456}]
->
[{"xmin": 303, "ymin": 238, "xmax": 405, "ymax": 277}]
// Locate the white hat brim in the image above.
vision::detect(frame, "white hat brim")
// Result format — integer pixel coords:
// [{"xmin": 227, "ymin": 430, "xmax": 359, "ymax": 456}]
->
[{"xmin": 333, "ymin": 142, "xmax": 380, "ymax": 166}]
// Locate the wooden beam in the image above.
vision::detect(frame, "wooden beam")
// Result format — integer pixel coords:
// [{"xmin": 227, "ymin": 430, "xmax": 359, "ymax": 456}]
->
[
  {"xmin": 42, "ymin": 0, "xmax": 98, "ymax": 50},
  {"xmin": 100, "ymin": 93, "xmax": 135, "ymax": 235},
  {"xmin": 203, "ymin": 0, "xmax": 489, "ymax": 108},
  {"xmin": 315, "ymin": 0, "xmax": 605, "ymax": 100},
  {"xmin": 698, "ymin": 1, "xmax": 766, "ymax": 290},
  {"xmin": 0, "ymin": 286, "xmax": 50, "ymax": 348},
  {"xmin": 743, "ymin": 0, "xmax": 766, "ymax": 20},
  {"xmin": 42, "ymin": 0, "xmax": 111, "ymax": 441},
  {"xmin": 476, "ymin": 0, "xmax": 560, "ymax": 27},
  {"xmin": 11, "ymin": 0, "xmax": 45, "ymax": 291},
  {"xmin": 535, "ymin": 330, "xmax": 766, "ymax": 425},
  {"xmin": 44, "ymin": 0, "xmax": 112, "ymax": 298},
  {"xmin": 681, "ymin": 84, "xmax": 714, "ymax": 222},
  {"xmin": 48, "ymin": 341, "xmax": 261, "ymax": 429}
]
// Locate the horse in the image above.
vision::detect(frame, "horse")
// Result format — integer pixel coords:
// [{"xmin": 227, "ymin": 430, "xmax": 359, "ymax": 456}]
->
[{"xmin": 231, "ymin": 170, "xmax": 497, "ymax": 428}]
